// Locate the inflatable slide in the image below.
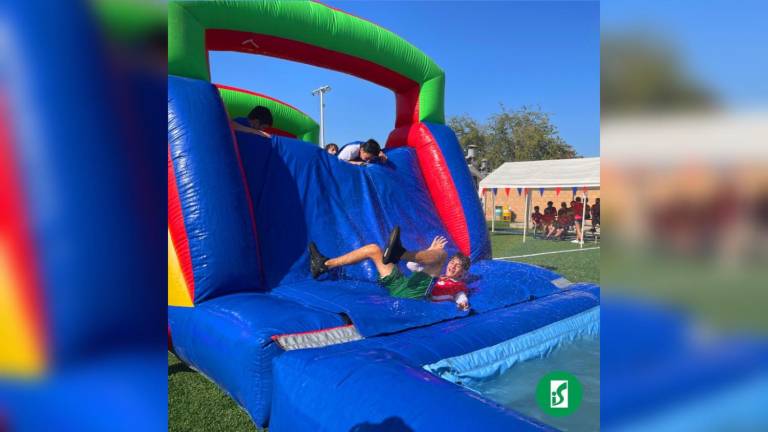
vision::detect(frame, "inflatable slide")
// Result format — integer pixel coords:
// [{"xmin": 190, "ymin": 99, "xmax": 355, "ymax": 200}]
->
[{"xmin": 168, "ymin": 1, "xmax": 599, "ymax": 430}]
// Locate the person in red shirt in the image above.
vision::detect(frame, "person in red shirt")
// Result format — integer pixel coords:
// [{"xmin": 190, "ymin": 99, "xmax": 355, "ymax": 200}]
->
[
  {"xmin": 571, "ymin": 197, "xmax": 585, "ymax": 244},
  {"xmin": 547, "ymin": 202, "xmax": 571, "ymax": 240},
  {"xmin": 542, "ymin": 201, "xmax": 557, "ymax": 237},
  {"xmin": 531, "ymin": 206, "xmax": 544, "ymax": 234}
]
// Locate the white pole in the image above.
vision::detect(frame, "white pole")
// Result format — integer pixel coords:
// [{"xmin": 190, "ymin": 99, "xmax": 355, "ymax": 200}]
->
[
  {"xmin": 522, "ymin": 190, "xmax": 530, "ymax": 243},
  {"xmin": 581, "ymin": 190, "xmax": 588, "ymax": 247},
  {"xmin": 311, "ymin": 85, "xmax": 331, "ymax": 148},
  {"xmin": 491, "ymin": 190, "xmax": 496, "ymax": 233}
]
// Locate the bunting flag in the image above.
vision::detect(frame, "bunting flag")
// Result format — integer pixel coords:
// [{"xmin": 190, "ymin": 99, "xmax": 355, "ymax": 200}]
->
[
  {"xmin": 555, "ymin": 187, "xmax": 561, "ymax": 196},
  {"xmin": 492, "ymin": 188, "xmax": 498, "ymax": 196},
  {"xmin": 571, "ymin": 186, "xmax": 578, "ymax": 197},
  {"xmin": 504, "ymin": 188, "xmax": 510, "ymax": 197},
  {"xmin": 516, "ymin": 188, "xmax": 522, "ymax": 196},
  {"xmin": 539, "ymin": 188, "xmax": 545, "ymax": 196},
  {"xmin": 582, "ymin": 186, "xmax": 589, "ymax": 194},
  {"xmin": 480, "ymin": 188, "xmax": 486, "ymax": 196},
  {"xmin": 523, "ymin": 188, "xmax": 528, "ymax": 195}
]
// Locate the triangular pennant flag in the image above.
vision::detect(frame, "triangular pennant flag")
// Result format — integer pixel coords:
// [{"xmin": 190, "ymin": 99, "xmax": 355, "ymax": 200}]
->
[
  {"xmin": 523, "ymin": 188, "xmax": 528, "ymax": 195},
  {"xmin": 539, "ymin": 188, "xmax": 545, "ymax": 196},
  {"xmin": 504, "ymin": 188, "xmax": 510, "ymax": 197},
  {"xmin": 571, "ymin": 186, "xmax": 578, "ymax": 197},
  {"xmin": 492, "ymin": 188, "xmax": 498, "ymax": 196},
  {"xmin": 480, "ymin": 188, "xmax": 486, "ymax": 195},
  {"xmin": 555, "ymin": 187, "xmax": 561, "ymax": 196},
  {"xmin": 516, "ymin": 188, "xmax": 522, "ymax": 196}
]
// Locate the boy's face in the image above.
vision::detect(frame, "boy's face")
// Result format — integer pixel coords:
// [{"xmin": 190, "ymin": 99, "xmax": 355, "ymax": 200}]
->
[
  {"xmin": 445, "ymin": 257, "xmax": 466, "ymax": 279},
  {"xmin": 250, "ymin": 119, "xmax": 268, "ymax": 130},
  {"xmin": 360, "ymin": 149, "xmax": 377, "ymax": 161}
]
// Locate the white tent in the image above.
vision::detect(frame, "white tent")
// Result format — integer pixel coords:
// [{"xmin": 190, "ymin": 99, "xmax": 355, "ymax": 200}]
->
[{"xmin": 478, "ymin": 157, "xmax": 600, "ymax": 243}]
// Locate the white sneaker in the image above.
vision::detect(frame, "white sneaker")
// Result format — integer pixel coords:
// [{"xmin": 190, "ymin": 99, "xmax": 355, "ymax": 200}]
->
[{"xmin": 571, "ymin": 239, "xmax": 580, "ymax": 244}]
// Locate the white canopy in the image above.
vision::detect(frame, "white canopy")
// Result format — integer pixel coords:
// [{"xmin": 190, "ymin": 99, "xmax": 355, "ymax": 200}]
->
[{"xmin": 479, "ymin": 157, "xmax": 600, "ymax": 190}]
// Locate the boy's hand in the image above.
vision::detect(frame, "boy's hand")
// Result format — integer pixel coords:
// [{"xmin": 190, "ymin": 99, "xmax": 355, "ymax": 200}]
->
[
  {"xmin": 455, "ymin": 292, "xmax": 470, "ymax": 311},
  {"xmin": 429, "ymin": 236, "xmax": 448, "ymax": 250}
]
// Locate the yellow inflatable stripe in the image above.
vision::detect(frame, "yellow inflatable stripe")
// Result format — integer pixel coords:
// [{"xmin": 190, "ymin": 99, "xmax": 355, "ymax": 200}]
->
[
  {"xmin": 0, "ymin": 237, "xmax": 45, "ymax": 377},
  {"xmin": 168, "ymin": 230, "xmax": 193, "ymax": 307}
]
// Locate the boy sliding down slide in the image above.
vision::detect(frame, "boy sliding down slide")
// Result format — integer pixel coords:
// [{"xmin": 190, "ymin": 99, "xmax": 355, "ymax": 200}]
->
[{"xmin": 308, "ymin": 227, "xmax": 472, "ymax": 310}]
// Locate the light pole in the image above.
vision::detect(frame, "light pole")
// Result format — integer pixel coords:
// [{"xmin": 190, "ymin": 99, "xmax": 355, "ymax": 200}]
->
[{"xmin": 311, "ymin": 85, "xmax": 331, "ymax": 148}]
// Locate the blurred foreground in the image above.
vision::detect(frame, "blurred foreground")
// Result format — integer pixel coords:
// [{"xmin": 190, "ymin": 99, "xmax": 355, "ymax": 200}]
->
[
  {"xmin": 601, "ymin": 0, "xmax": 768, "ymax": 430},
  {"xmin": 0, "ymin": 1, "xmax": 166, "ymax": 430}
]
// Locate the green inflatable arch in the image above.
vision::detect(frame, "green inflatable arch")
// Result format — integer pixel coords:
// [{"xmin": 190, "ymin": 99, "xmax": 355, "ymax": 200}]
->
[
  {"xmin": 216, "ymin": 84, "xmax": 320, "ymax": 144},
  {"xmin": 168, "ymin": 0, "xmax": 445, "ymax": 126}
]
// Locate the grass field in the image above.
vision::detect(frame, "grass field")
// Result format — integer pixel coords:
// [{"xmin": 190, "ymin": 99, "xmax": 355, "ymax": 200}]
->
[{"xmin": 168, "ymin": 230, "xmax": 599, "ymax": 431}]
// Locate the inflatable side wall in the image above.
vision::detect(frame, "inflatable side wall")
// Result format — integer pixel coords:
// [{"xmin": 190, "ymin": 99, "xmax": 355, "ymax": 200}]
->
[{"xmin": 168, "ymin": 76, "xmax": 264, "ymax": 304}]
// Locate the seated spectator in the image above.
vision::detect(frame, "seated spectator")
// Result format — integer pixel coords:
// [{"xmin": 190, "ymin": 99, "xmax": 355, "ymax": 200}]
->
[
  {"xmin": 338, "ymin": 139, "xmax": 388, "ymax": 165},
  {"xmin": 541, "ymin": 211, "xmax": 555, "ymax": 234},
  {"xmin": 590, "ymin": 198, "xmax": 600, "ymax": 232},
  {"xmin": 547, "ymin": 202, "xmax": 571, "ymax": 240},
  {"xmin": 325, "ymin": 143, "xmax": 339, "ymax": 155},
  {"xmin": 232, "ymin": 105, "xmax": 273, "ymax": 138},
  {"xmin": 542, "ymin": 201, "xmax": 557, "ymax": 235},
  {"xmin": 531, "ymin": 206, "xmax": 544, "ymax": 233}
]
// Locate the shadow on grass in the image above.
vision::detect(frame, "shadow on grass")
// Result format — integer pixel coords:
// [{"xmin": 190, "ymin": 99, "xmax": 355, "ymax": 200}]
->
[{"xmin": 168, "ymin": 361, "xmax": 195, "ymax": 376}]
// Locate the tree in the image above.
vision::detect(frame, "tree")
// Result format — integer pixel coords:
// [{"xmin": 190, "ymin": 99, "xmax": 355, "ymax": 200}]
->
[
  {"xmin": 601, "ymin": 32, "xmax": 716, "ymax": 114},
  {"xmin": 448, "ymin": 115, "xmax": 486, "ymax": 153},
  {"xmin": 448, "ymin": 105, "xmax": 577, "ymax": 171}
]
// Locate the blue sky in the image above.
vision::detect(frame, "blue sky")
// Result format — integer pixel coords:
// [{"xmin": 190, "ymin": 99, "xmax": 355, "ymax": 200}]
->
[
  {"xmin": 210, "ymin": 1, "xmax": 600, "ymax": 156},
  {"xmin": 602, "ymin": 0, "xmax": 768, "ymax": 108}
]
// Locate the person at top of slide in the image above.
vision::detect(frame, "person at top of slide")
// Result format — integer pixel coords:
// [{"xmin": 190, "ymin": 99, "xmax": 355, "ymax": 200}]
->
[
  {"xmin": 325, "ymin": 143, "xmax": 339, "ymax": 155},
  {"xmin": 232, "ymin": 105, "xmax": 273, "ymax": 138},
  {"xmin": 308, "ymin": 226, "xmax": 472, "ymax": 310},
  {"xmin": 337, "ymin": 138, "xmax": 388, "ymax": 165}
]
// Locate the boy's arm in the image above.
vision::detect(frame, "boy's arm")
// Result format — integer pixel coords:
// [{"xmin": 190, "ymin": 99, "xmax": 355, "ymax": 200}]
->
[{"xmin": 231, "ymin": 121, "xmax": 271, "ymax": 138}]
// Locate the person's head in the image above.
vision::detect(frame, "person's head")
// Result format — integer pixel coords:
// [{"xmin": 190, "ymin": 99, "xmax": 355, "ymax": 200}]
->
[
  {"xmin": 570, "ymin": 200, "xmax": 576, "ymax": 207},
  {"xmin": 325, "ymin": 143, "xmax": 339, "ymax": 155},
  {"xmin": 576, "ymin": 196, "xmax": 582, "ymax": 203},
  {"xmin": 534, "ymin": 206, "xmax": 540, "ymax": 212},
  {"xmin": 561, "ymin": 202, "xmax": 567, "ymax": 208},
  {"xmin": 247, "ymin": 106, "xmax": 273, "ymax": 130},
  {"xmin": 547, "ymin": 201, "xmax": 554, "ymax": 207},
  {"xmin": 360, "ymin": 139, "xmax": 382, "ymax": 162},
  {"xmin": 445, "ymin": 253, "xmax": 471, "ymax": 279},
  {"xmin": 595, "ymin": 198, "xmax": 600, "ymax": 204}
]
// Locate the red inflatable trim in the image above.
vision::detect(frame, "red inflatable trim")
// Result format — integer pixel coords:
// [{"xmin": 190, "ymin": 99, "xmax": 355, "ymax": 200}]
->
[
  {"xmin": 205, "ymin": 29, "xmax": 420, "ymax": 124},
  {"xmin": 387, "ymin": 124, "xmax": 470, "ymax": 255},
  {"xmin": 167, "ymin": 149, "xmax": 195, "ymax": 300},
  {"xmin": 0, "ymin": 96, "xmax": 47, "ymax": 359}
]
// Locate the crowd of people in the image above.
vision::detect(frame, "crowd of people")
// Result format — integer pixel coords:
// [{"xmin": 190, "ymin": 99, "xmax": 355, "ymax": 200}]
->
[{"xmin": 530, "ymin": 197, "xmax": 600, "ymax": 243}]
